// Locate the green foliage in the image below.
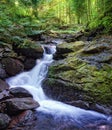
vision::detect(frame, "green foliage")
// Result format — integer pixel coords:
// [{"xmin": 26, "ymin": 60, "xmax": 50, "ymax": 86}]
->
[
  {"xmin": 17, "ymin": 39, "xmax": 35, "ymax": 48},
  {"xmin": 71, "ymin": 0, "xmax": 86, "ymax": 23},
  {"xmin": 87, "ymin": 0, "xmax": 112, "ymax": 33},
  {"xmin": 0, "ymin": 0, "xmax": 111, "ymax": 42}
]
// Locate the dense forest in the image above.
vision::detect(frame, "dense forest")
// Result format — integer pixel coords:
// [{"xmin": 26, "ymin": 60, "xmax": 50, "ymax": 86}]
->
[
  {"xmin": 0, "ymin": 0, "xmax": 112, "ymax": 32},
  {"xmin": 0, "ymin": 0, "xmax": 112, "ymax": 130}
]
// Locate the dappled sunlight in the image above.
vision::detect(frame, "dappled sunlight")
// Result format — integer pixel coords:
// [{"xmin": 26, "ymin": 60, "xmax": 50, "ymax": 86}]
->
[
  {"xmin": 0, "ymin": 0, "xmax": 111, "ymax": 32},
  {"xmin": 0, "ymin": 0, "xmax": 112, "ymax": 129},
  {"xmin": 15, "ymin": 0, "xmax": 19, "ymax": 6}
]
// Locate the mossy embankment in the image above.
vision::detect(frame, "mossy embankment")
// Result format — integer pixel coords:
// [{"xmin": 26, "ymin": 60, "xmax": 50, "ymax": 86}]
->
[{"xmin": 43, "ymin": 37, "xmax": 112, "ymax": 112}]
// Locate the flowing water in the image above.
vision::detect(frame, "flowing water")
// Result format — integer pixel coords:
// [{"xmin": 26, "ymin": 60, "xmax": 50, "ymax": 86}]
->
[{"xmin": 6, "ymin": 44, "xmax": 112, "ymax": 130}]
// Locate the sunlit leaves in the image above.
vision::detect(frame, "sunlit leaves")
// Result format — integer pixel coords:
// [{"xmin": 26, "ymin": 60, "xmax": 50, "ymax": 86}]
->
[{"xmin": 0, "ymin": 0, "xmax": 111, "ymax": 32}]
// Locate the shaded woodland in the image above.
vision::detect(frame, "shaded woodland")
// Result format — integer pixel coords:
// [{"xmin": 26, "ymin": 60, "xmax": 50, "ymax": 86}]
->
[
  {"xmin": 0, "ymin": 0, "xmax": 112, "ymax": 130},
  {"xmin": 0, "ymin": 0, "xmax": 112, "ymax": 33}
]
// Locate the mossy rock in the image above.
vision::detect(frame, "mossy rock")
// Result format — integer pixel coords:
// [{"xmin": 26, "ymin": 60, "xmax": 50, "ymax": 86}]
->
[{"xmin": 46, "ymin": 40, "xmax": 112, "ymax": 106}]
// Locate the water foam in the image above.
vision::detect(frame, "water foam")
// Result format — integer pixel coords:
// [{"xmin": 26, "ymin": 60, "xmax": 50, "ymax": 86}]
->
[{"xmin": 6, "ymin": 44, "xmax": 111, "ymax": 129}]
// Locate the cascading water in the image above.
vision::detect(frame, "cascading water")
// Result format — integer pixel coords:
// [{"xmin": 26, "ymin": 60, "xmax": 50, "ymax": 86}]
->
[{"xmin": 6, "ymin": 44, "xmax": 112, "ymax": 130}]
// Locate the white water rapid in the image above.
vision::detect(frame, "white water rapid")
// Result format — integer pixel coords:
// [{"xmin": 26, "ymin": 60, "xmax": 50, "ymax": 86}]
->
[{"xmin": 6, "ymin": 44, "xmax": 112, "ymax": 129}]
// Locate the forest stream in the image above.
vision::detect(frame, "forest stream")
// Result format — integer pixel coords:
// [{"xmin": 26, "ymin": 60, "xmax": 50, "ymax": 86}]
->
[
  {"xmin": 0, "ymin": 1, "xmax": 112, "ymax": 129},
  {"xmin": 4, "ymin": 43, "xmax": 112, "ymax": 130}
]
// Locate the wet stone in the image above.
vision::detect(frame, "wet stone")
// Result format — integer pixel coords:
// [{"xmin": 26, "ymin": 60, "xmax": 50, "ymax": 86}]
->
[
  {"xmin": 0, "ymin": 79, "xmax": 9, "ymax": 92},
  {"xmin": 7, "ymin": 110, "xmax": 37, "ymax": 130},
  {"xmin": 2, "ymin": 58, "xmax": 24, "ymax": 76},
  {"xmin": 10, "ymin": 87, "xmax": 33, "ymax": 98},
  {"xmin": 3, "ymin": 97, "xmax": 39, "ymax": 115},
  {"xmin": 0, "ymin": 113, "xmax": 11, "ymax": 130}
]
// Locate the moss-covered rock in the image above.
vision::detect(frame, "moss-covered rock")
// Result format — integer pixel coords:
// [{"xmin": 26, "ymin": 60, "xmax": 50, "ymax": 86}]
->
[
  {"xmin": 43, "ymin": 39, "xmax": 112, "ymax": 111},
  {"xmin": 2, "ymin": 58, "xmax": 24, "ymax": 76}
]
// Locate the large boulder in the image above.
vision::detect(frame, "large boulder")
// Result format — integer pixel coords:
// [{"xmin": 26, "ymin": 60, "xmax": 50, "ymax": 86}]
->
[
  {"xmin": 43, "ymin": 78, "xmax": 84, "ymax": 102},
  {"xmin": 13, "ymin": 43, "xmax": 43, "ymax": 59},
  {"xmin": 54, "ymin": 41, "xmax": 85, "ymax": 60},
  {"xmin": 0, "ymin": 43, "xmax": 18, "ymax": 78},
  {"xmin": 15, "ymin": 47, "xmax": 43, "ymax": 59},
  {"xmin": 9, "ymin": 87, "xmax": 33, "ymax": 98},
  {"xmin": 2, "ymin": 58, "xmax": 24, "ymax": 76},
  {"xmin": 43, "ymin": 37, "xmax": 112, "ymax": 113},
  {"xmin": 23, "ymin": 58, "xmax": 36, "ymax": 70},
  {"xmin": 7, "ymin": 110, "xmax": 37, "ymax": 130},
  {"xmin": 3, "ymin": 97, "xmax": 39, "ymax": 115}
]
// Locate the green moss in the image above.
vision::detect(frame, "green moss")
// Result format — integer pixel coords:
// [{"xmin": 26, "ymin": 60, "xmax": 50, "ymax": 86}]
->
[
  {"xmin": 46, "ymin": 38, "xmax": 112, "ymax": 105},
  {"xmin": 82, "ymin": 68, "xmax": 112, "ymax": 104},
  {"xmin": 49, "ymin": 53, "xmax": 112, "ymax": 104},
  {"xmin": 48, "ymin": 66, "xmax": 57, "ymax": 78}
]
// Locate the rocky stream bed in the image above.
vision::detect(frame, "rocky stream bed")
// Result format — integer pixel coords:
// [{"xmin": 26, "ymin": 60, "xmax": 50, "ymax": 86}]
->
[{"xmin": 0, "ymin": 31, "xmax": 112, "ymax": 129}]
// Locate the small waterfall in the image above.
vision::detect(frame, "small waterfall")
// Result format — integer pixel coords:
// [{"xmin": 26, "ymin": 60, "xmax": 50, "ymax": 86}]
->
[{"xmin": 6, "ymin": 44, "xmax": 112, "ymax": 129}]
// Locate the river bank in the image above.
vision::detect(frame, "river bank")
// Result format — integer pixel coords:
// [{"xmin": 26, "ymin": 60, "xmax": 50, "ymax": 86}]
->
[{"xmin": 0, "ymin": 29, "xmax": 112, "ymax": 129}]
